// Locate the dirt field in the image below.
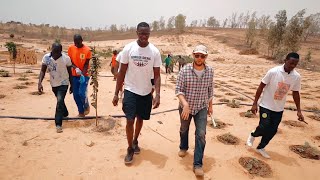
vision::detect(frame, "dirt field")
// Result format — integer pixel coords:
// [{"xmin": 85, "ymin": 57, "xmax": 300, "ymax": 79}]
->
[{"xmin": 0, "ymin": 31, "xmax": 320, "ymax": 180}]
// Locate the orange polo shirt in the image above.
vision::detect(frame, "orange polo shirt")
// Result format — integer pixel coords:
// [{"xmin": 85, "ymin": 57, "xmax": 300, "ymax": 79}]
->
[
  {"xmin": 68, "ymin": 44, "xmax": 92, "ymax": 76},
  {"xmin": 111, "ymin": 54, "xmax": 117, "ymax": 67}
]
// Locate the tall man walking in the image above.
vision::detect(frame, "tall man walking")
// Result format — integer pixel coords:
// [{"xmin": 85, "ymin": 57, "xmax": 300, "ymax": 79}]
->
[
  {"xmin": 112, "ymin": 22, "xmax": 161, "ymax": 165},
  {"xmin": 176, "ymin": 45, "xmax": 214, "ymax": 177}
]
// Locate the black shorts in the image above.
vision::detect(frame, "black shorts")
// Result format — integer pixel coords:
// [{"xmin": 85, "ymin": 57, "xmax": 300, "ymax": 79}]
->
[{"xmin": 122, "ymin": 90, "xmax": 152, "ymax": 120}]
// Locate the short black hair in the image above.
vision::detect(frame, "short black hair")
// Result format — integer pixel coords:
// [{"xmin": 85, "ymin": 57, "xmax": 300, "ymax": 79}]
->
[
  {"xmin": 52, "ymin": 42, "xmax": 62, "ymax": 52},
  {"xmin": 137, "ymin": 22, "xmax": 150, "ymax": 30},
  {"xmin": 74, "ymin": 34, "xmax": 83, "ymax": 41},
  {"xmin": 286, "ymin": 52, "xmax": 299, "ymax": 60}
]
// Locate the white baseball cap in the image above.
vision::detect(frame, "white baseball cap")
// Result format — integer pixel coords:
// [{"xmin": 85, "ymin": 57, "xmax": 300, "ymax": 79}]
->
[{"xmin": 193, "ymin": 45, "xmax": 208, "ymax": 55}]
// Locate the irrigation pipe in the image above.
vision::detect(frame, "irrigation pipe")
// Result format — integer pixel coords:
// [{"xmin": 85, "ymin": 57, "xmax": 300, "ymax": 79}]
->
[{"xmin": 1, "ymin": 102, "xmax": 318, "ymax": 120}]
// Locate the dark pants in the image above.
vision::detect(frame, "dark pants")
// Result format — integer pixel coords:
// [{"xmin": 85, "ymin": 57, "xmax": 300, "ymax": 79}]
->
[
  {"xmin": 52, "ymin": 85, "xmax": 69, "ymax": 127},
  {"xmin": 178, "ymin": 63, "xmax": 185, "ymax": 71},
  {"xmin": 179, "ymin": 107, "xmax": 207, "ymax": 168},
  {"xmin": 251, "ymin": 106, "xmax": 283, "ymax": 149}
]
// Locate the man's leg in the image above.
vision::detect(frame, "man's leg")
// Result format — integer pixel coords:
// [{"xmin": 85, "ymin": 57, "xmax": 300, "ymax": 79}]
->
[
  {"xmin": 72, "ymin": 76, "xmax": 84, "ymax": 115},
  {"xmin": 193, "ymin": 108, "xmax": 207, "ymax": 169},
  {"xmin": 79, "ymin": 76, "xmax": 90, "ymax": 114},
  {"xmin": 179, "ymin": 107, "xmax": 192, "ymax": 155},
  {"xmin": 257, "ymin": 110, "xmax": 283, "ymax": 149},
  {"xmin": 122, "ymin": 90, "xmax": 137, "ymax": 164},
  {"xmin": 53, "ymin": 85, "xmax": 68, "ymax": 132}
]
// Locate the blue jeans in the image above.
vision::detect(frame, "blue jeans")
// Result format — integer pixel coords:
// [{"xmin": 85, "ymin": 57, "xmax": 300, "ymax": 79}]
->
[
  {"xmin": 52, "ymin": 85, "xmax": 69, "ymax": 127},
  {"xmin": 179, "ymin": 107, "xmax": 207, "ymax": 168},
  {"xmin": 72, "ymin": 76, "xmax": 90, "ymax": 114}
]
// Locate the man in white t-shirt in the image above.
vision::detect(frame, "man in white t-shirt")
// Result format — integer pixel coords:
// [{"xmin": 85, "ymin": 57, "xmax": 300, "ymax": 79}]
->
[
  {"xmin": 38, "ymin": 43, "xmax": 73, "ymax": 133},
  {"xmin": 246, "ymin": 52, "xmax": 305, "ymax": 158},
  {"xmin": 112, "ymin": 22, "xmax": 161, "ymax": 165}
]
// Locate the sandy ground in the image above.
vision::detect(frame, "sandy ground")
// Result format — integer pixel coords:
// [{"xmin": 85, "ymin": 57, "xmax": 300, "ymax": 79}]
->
[{"xmin": 0, "ymin": 34, "xmax": 320, "ymax": 180}]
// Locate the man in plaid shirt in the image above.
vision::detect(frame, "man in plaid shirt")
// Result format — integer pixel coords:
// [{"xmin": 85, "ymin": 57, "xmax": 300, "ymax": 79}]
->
[{"xmin": 175, "ymin": 45, "xmax": 214, "ymax": 177}]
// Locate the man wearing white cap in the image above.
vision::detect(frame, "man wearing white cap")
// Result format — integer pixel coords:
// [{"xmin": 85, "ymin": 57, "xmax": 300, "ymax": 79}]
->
[{"xmin": 175, "ymin": 45, "xmax": 214, "ymax": 177}]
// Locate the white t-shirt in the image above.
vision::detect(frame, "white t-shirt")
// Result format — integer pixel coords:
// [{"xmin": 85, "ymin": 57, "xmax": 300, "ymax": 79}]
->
[
  {"xmin": 120, "ymin": 41, "xmax": 161, "ymax": 96},
  {"xmin": 42, "ymin": 53, "xmax": 72, "ymax": 87},
  {"xmin": 259, "ymin": 64, "xmax": 301, "ymax": 112}
]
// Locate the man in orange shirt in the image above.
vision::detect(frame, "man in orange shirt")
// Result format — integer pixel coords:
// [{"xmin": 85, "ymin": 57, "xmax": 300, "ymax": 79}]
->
[
  {"xmin": 68, "ymin": 34, "xmax": 92, "ymax": 117},
  {"xmin": 110, "ymin": 50, "xmax": 118, "ymax": 80}
]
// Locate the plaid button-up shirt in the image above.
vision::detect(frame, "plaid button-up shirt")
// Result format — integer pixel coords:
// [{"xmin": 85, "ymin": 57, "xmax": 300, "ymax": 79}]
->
[{"xmin": 175, "ymin": 63, "xmax": 214, "ymax": 115}]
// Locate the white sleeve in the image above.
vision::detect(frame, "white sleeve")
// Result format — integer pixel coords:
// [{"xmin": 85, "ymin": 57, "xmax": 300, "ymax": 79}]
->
[
  {"xmin": 116, "ymin": 52, "xmax": 122, "ymax": 62},
  {"xmin": 42, "ymin": 54, "xmax": 49, "ymax": 65},
  {"xmin": 153, "ymin": 49, "xmax": 161, "ymax": 67},
  {"xmin": 261, "ymin": 69, "xmax": 273, "ymax": 85},
  {"xmin": 120, "ymin": 47, "xmax": 129, "ymax": 64},
  {"xmin": 291, "ymin": 75, "xmax": 301, "ymax": 91},
  {"xmin": 66, "ymin": 55, "xmax": 72, "ymax": 67}
]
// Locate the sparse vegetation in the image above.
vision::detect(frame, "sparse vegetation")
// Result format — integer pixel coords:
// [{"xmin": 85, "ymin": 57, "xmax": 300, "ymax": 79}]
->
[
  {"xmin": 239, "ymin": 157, "xmax": 272, "ymax": 177},
  {"xmin": 0, "ymin": 94, "xmax": 5, "ymax": 99},
  {"xmin": 0, "ymin": 69, "xmax": 10, "ymax": 77},
  {"xmin": 227, "ymin": 99, "xmax": 240, "ymax": 108},
  {"xmin": 289, "ymin": 142, "xmax": 320, "ymax": 160},
  {"xmin": 217, "ymin": 133, "xmax": 240, "ymax": 145}
]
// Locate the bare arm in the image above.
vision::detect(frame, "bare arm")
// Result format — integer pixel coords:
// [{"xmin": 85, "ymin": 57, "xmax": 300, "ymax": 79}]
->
[
  {"xmin": 292, "ymin": 91, "xmax": 304, "ymax": 121},
  {"xmin": 83, "ymin": 58, "xmax": 90, "ymax": 75},
  {"xmin": 112, "ymin": 63, "xmax": 128, "ymax": 106},
  {"xmin": 38, "ymin": 64, "xmax": 47, "ymax": 92},
  {"xmin": 67, "ymin": 66, "xmax": 73, "ymax": 94},
  {"xmin": 251, "ymin": 82, "xmax": 266, "ymax": 114},
  {"xmin": 153, "ymin": 67, "xmax": 161, "ymax": 108}
]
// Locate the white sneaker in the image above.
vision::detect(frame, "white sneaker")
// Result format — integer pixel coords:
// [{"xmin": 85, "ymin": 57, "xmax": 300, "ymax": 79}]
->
[
  {"xmin": 257, "ymin": 148, "xmax": 271, "ymax": 159},
  {"xmin": 246, "ymin": 133, "xmax": 255, "ymax": 147}
]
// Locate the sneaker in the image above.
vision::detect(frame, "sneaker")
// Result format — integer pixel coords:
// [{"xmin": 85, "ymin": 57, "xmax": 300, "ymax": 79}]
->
[
  {"xmin": 246, "ymin": 133, "xmax": 255, "ymax": 147},
  {"xmin": 84, "ymin": 106, "xmax": 90, "ymax": 115},
  {"xmin": 56, "ymin": 126, "xmax": 63, "ymax": 133},
  {"xmin": 132, "ymin": 140, "xmax": 140, "ymax": 154},
  {"xmin": 178, "ymin": 150, "xmax": 187, "ymax": 157},
  {"xmin": 124, "ymin": 147, "xmax": 134, "ymax": 164},
  {"xmin": 193, "ymin": 167, "xmax": 204, "ymax": 177},
  {"xmin": 257, "ymin": 148, "xmax": 271, "ymax": 159}
]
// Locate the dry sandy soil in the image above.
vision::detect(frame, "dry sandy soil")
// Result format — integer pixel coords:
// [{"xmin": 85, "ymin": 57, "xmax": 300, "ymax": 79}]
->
[{"xmin": 0, "ymin": 32, "xmax": 320, "ymax": 180}]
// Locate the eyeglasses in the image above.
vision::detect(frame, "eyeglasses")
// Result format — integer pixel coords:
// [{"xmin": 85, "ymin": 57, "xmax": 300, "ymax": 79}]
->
[{"xmin": 194, "ymin": 54, "xmax": 207, "ymax": 59}]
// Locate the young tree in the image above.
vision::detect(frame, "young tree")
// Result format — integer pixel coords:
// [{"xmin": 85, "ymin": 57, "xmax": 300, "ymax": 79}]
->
[
  {"xmin": 190, "ymin": 20, "xmax": 198, "ymax": 27},
  {"xmin": 167, "ymin": 16, "xmax": 175, "ymax": 30},
  {"xmin": 159, "ymin": 16, "xmax": 166, "ymax": 30},
  {"xmin": 222, "ymin": 18, "xmax": 228, "ymax": 28},
  {"xmin": 230, "ymin": 12, "xmax": 238, "ymax": 28},
  {"xmin": 152, "ymin": 21, "xmax": 160, "ymax": 31},
  {"xmin": 302, "ymin": 13, "xmax": 320, "ymax": 41},
  {"xmin": 207, "ymin": 16, "xmax": 219, "ymax": 28},
  {"xmin": 5, "ymin": 42, "xmax": 17, "ymax": 74},
  {"xmin": 110, "ymin": 24, "xmax": 118, "ymax": 33},
  {"xmin": 283, "ymin": 9, "xmax": 306, "ymax": 52},
  {"xmin": 175, "ymin": 14, "xmax": 186, "ymax": 33},
  {"xmin": 89, "ymin": 49, "xmax": 101, "ymax": 126},
  {"xmin": 245, "ymin": 16, "xmax": 257, "ymax": 47}
]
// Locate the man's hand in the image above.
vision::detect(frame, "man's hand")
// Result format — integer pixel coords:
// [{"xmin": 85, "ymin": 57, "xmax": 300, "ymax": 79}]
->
[
  {"xmin": 152, "ymin": 94, "xmax": 160, "ymax": 109},
  {"xmin": 38, "ymin": 83, "xmax": 43, "ymax": 93},
  {"xmin": 208, "ymin": 106, "xmax": 213, "ymax": 116},
  {"xmin": 75, "ymin": 67, "xmax": 82, "ymax": 75},
  {"xmin": 297, "ymin": 111, "xmax": 305, "ymax": 122},
  {"xmin": 181, "ymin": 104, "xmax": 190, "ymax": 120},
  {"xmin": 69, "ymin": 85, "xmax": 73, "ymax": 94},
  {"xmin": 112, "ymin": 95, "xmax": 119, "ymax": 106},
  {"xmin": 251, "ymin": 103, "xmax": 258, "ymax": 114}
]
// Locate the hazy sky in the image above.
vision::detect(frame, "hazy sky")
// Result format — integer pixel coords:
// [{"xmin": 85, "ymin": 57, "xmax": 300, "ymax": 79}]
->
[{"xmin": 0, "ymin": 0, "xmax": 319, "ymax": 29}]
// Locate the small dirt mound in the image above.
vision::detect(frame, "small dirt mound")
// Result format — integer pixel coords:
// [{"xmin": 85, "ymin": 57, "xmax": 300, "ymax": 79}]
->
[
  {"xmin": 227, "ymin": 99, "xmax": 240, "ymax": 108},
  {"xmin": 239, "ymin": 48, "xmax": 259, "ymax": 55},
  {"xmin": 209, "ymin": 120, "xmax": 228, "ymax": 129},
  {"xmin": 308, "ymin": 114, "xmax": 320, "ymax": 121},
  {"xmin": 30, "ymin": 91, "xmax": 45, "ymax": 95},
  {"xmin": 239, "ymin": 157, "xmax": 272, "ymax": 177},
  {"xmin": 282, "ymin": 120, "xmax": 305, "ymax": 128},
  {"xmin": 0, "ymin": 94, "xmax": 5, "ymax": 99},
  {"xmin": 13, "ymin": 85, "xmax": 28, "ymax": 89},
  {"xmin": 217, "ymin": 133, "xmax": 240, "ymax": 145},
  {"xmin": 225, "ymin": 92, "xmax": 236, "ymax": 96},
  {"xmin": 23, "ymin": 81, "xmax": 35, "ymax": 86},
  {"xmin": 289, "ymin": 142, "xmax": 320, "ymax": 160},
  {"xmin": 239, "ymin": 110, "xmax": 257, "ymax": 118},
  {"xmin": 91, "ymin": 117, "xmax": 119, "ymax": 133},
  {"xmin": 218, "ymin": 98, "xmax": 230, "ymax": 103},
  {"xmin": 314, "ymin": 136, "xmax": 320, "ymax": 141}
]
